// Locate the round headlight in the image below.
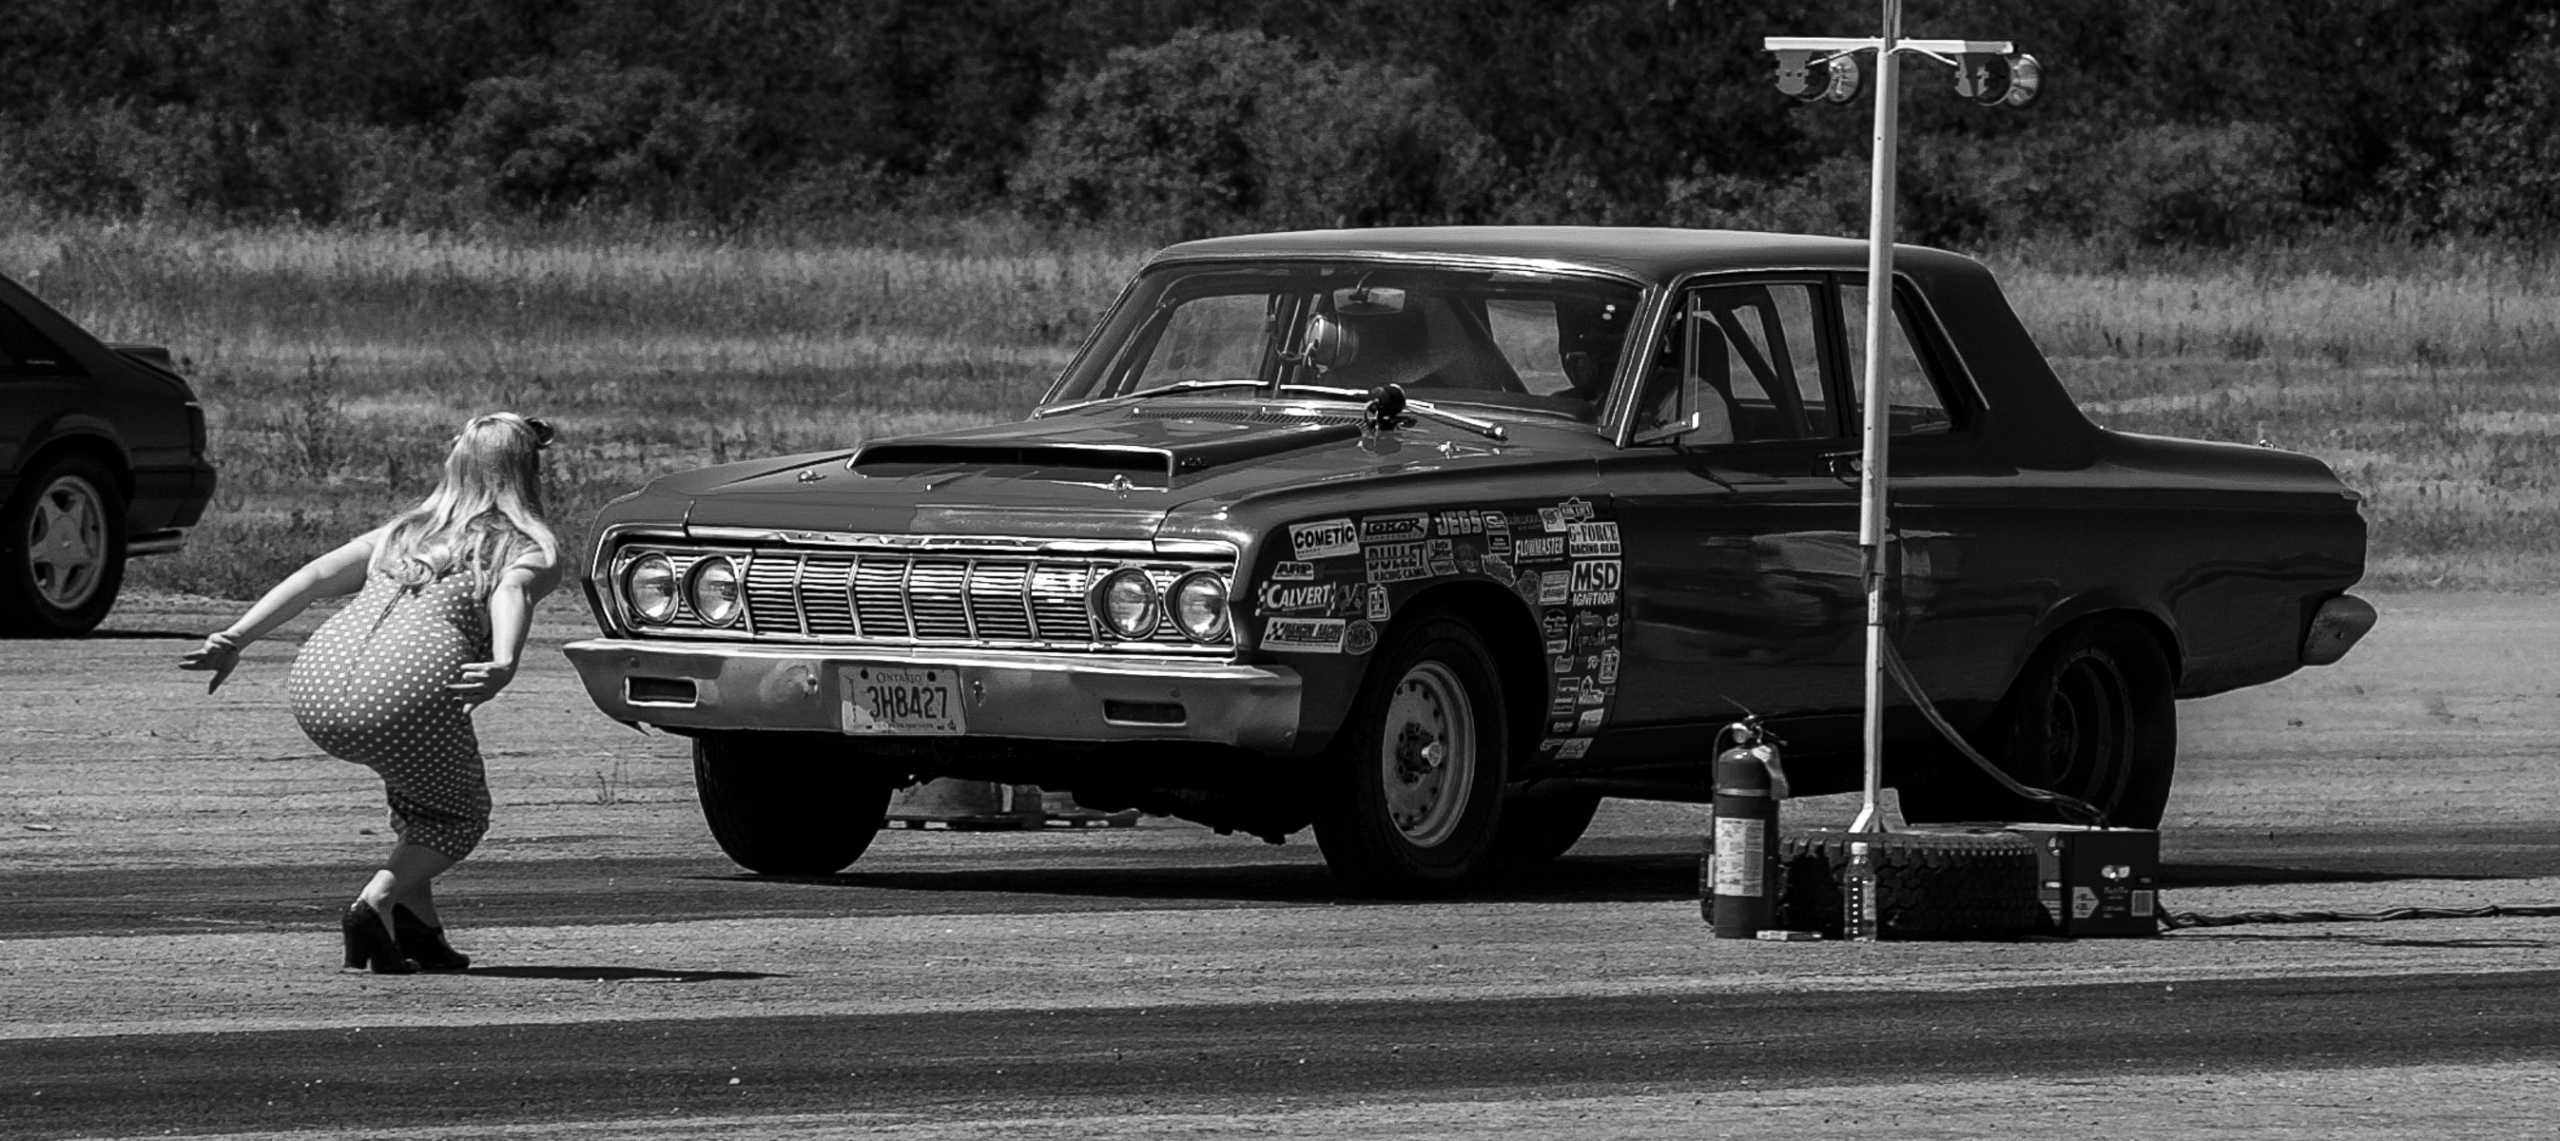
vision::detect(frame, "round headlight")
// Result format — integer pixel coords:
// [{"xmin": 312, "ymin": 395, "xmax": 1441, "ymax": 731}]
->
[
  {"xmin": 1169, "ymin": 571, "xmax": 1230, "ymax": 643},
  {"xmin": 624, "ymin": 553, "xmax": 678, "ymax": 625},
  {"xmin": 688, "ymin": 556, "xmax": 744, "ymax": 626},
  {"xmin": 1094, "ymin": 567, "xmax": 1162, "ymax": 641}
]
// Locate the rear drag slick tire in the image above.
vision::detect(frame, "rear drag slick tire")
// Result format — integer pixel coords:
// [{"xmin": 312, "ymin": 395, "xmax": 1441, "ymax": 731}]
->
[{"xmin": 693, "ymin": 732, "xmax": 893, "ymax": 875}]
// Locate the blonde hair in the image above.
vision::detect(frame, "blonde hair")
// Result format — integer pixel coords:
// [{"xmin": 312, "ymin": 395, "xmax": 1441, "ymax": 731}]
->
[{"xmin": 373, "ymin": 412, "xmax": 559, "ymax": 595}]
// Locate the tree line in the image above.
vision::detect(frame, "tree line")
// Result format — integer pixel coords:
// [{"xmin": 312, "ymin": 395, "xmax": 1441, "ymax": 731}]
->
[{"xmin": 4, "ymin": 0, "xmax": 2553, "ymax": 246}]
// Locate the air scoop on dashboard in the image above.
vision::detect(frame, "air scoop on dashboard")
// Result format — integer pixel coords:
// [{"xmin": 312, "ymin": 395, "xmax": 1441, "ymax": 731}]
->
[{"xmin": 850, "ymin": 419, "xmax": 1363, "ymax": 488}]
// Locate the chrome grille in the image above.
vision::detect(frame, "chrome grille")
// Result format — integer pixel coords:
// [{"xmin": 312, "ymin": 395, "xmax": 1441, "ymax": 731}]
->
[{"xmin": 613, "ymin": 537, "xmax": 1231, "ymax": 652}]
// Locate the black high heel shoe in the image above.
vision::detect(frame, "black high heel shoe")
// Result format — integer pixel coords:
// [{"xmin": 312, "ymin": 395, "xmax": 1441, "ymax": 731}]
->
[
  {"xmin": 394, "ymin": 905, "xmax": 471, "ymax": 971},
  {"xmin": 341, "ymin": 901, "xmax": 418, "ymax": 975}
]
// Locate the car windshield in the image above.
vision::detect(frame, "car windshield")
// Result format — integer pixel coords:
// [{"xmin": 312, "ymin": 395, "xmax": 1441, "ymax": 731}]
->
[{"xmin": 1046, "ymin": 261, "xmax": 1643, "ymax": 424}]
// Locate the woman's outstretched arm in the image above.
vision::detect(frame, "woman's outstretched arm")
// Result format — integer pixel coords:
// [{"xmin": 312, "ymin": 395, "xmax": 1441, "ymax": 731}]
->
[
  {"xmin": 178, "ymin": 531, "xmax": 381, "ymax": 692},
  {"xmin": 449, "ymin": 559, "xmax": 561, "ymax": 707}
]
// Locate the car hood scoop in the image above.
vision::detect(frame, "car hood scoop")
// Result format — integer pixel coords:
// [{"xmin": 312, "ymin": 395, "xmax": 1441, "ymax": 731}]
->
[{"xmin": 849, "ymin": 409, "xmax": 1364, "ymax": 488}]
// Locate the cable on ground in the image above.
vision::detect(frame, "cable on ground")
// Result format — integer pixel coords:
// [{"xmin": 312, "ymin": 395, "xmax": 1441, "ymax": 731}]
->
[
  {"xmin": 2159, "ymin": 902, "xmax": 2560, "ymax": 931},
  {"xmin": 1879, "ymin": 636, "xmax": 2106, "ymax": 827}
]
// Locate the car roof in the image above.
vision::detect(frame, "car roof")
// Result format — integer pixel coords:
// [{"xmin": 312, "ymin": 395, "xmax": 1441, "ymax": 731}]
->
[{"xmin": 1149, "ymin": 226, "xmax": 1973, "ymax": 285}]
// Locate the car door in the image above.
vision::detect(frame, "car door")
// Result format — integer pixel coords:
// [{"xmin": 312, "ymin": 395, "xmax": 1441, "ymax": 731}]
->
[{"xmin": 1600, "ymin": 277, "xmax": 1871, "ymax": 765}]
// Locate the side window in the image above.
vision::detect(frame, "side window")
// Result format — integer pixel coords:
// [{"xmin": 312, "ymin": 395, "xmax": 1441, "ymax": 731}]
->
[
  {"xmin": 1633, "ymin": 282, "xmax": 1835, "ymax": 445},
  {"xmin": 1122, "ymin": 293, "xmax": 1272, "ymax": 391},
  {"xmin": 0, "ymin": 304, "xmax": 78, "ymax": 376},
  {"xmin": 1839, "ymin": 284, "xmax": 1955, "ymax": 435}
]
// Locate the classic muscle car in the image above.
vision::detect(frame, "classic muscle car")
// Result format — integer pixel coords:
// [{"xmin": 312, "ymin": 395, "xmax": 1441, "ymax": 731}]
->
[{"xmin": 564, "ymin": 228, "xmax": 2373, "ymax": 893}]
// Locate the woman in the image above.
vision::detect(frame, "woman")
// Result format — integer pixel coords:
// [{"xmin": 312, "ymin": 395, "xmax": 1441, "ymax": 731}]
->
[{"xmin": 181, "ymin": 413, "xmax": 561, "ymax": 974}]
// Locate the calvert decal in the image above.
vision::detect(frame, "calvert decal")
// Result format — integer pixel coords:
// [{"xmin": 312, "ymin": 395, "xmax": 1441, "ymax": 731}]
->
[
  {"xmin": 1567, "ymin": 521, "xmax": 1622, "ymax": 558},
  {"xmin": 1257, "ymin": 581, "xmax": 1337, "ymax": 613},
  {"xmin": 1360, "ymin": 513, "xmax": 1429, "ymax": 543},
  {"xmin": 1290, "ymin": 518, "xmax": 1360, "ymax": 560},
  {"xmin": 1365, "ymin": 541, "xmax": 1432, "ymax": 583},
  {"xmin": 1270, "ymin": 560, "xmax": 1317, "ymax": 582},
  {"xmin": 1263, "ymin": 616, "xmax": 1347, "ymax": 652}
]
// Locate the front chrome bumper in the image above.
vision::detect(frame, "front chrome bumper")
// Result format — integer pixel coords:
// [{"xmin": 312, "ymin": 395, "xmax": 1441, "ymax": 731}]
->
[{"xmin": 562, "ymin": 638, "xmax": 1305, "ymax": 754}]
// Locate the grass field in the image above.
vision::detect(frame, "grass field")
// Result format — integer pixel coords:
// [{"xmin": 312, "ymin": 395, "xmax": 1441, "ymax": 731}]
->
[{"xmin": 3, "ymin": 219, "xmax": 2551, "ymax": 599}]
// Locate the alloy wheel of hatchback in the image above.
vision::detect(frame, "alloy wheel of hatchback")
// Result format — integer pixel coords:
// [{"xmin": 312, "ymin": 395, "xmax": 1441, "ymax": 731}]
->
[{"xmin": 26, "ymin": 472, "xmax": 110, "ymax": 611}]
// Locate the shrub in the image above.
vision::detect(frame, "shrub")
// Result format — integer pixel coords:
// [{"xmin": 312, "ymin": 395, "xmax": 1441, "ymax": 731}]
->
[
  {"xmin": 1014, "ymin": 28, "xmax": 1500, "ymax": 235},
  {"xmin": 451, "ymin": 53, "xmax": 749, "ymax": 219},
  {"xmin": 0, "ymin": 100, "xmax": 217, "ymax": 218},
  {"xmin": 2094, "ymin": 122, "xmax": 2313, "ymax": 247}
]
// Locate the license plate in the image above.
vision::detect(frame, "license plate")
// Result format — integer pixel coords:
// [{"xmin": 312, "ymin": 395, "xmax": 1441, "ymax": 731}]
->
[{"xmin": 840, "ymin": 666, "xmax": 966, "ymax": 735}]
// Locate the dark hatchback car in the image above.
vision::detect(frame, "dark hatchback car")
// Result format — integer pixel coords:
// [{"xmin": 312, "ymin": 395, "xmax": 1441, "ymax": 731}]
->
[{"xmin": 0, "ymin": 271, "xmax": 215, "ymax": 635}]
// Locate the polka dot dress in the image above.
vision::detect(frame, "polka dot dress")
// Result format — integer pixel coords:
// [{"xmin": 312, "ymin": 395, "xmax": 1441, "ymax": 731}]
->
[{"xmin": 288, "ymin": 568, "xmax": 494, "ymax": 860}]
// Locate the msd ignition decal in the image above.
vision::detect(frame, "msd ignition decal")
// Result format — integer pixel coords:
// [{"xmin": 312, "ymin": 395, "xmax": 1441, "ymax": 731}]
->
[
  {"xmin": 1262, "ymin": 616, "xmax": 1347, "ymax": 652},
  {"xmin": 1290, "ymin": 518, "xmax": 1360, "ymax": 561},
  {"xmin": 1256, "ymin": 581, "xmax": 1337, "ymax": 614},
  {"xmin": 1360, "ymin": 513, "xmax": 1430, "ymax": 543},
  {"xmin": 1570, "ymin": 559, "xmax": 1621, "ymax": 607}
]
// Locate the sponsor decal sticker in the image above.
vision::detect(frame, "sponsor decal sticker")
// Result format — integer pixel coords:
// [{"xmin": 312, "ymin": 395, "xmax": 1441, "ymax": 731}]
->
[
  {"xmin": 1482, "ymin": 511, "xmax": 1512, "ymax": 556},
  {"xmin": 1550, "ymin": 694, "xmax": 1577, "ymax": 714},
  {"xmin": 1599, "ymin": 648, "xmax": 1621, "ymax": 685},
  {"xmin": 1257, "ymin": 581, "xmax": 1337, "ymax": 613},
  {"xmin": 1366, "ymin": 584, "xmax": 1392, "ymax": 622},
  {"xmin": 1577, "ymin": 708, "xmax": 1607, "ymax": 732},
  {"xmin": 1569, "ymin": 559, "xmax": 1621, "ymax": 606},
  {"xmin": 1271, "ymin": 560, "xmax": 1317, "ymax": 582},
  {"xmin": 1480, "ymin": 555, "xmax": 1513, "ymax": 584},
  {"xmin": 1365, "ymin": 541, "xmax": 1431, "ymax": 583},
  {"xmin": 1433, "ymin": 510, "xmax": 1483, "ymax": 536},
  {"xmin": 1554, "ymin": 653, "xmax": 1577, "ymax": 675},
  {"xmin": 1360, "ymin": 513, "xmax": 1430, "ymax": 543},
  {"xmin": 1515, "ymin": 574, "xmax": 1544, "ymax": 603},
  {"xmin": 1538, "ymin": 506, "xmax": 1566, "ymax": 533},
  {"xmin": 1559, "ymin": 497, "xmax": 1596, "ymax": 524},
  {"xmin": 1343, "ymin": 619, "xmax": 1379, "ymax": 656},
  {"xmin": 1567, "ymin": 520, "xmax": 1622, "ymax": 558},
  {"xmin": 1538, "ymin": 570, "xmax": 1571, "ymax": 605},
  {"xmin": 1550, "ymin": 717, "xmax": 1577, "ymax": 735},
  {"xmin": 1290, "ymin": 518, "xmax": 1360, "ymax": 560},
  {"xmin": 1557, "ymin": 738, "xmax": 1593, "ymax": 760},
  {"xmin": 1455, "ymin": 541, "xmax": 1481, "ymax": 575},
  {"xmin": 1263, "ymin": 616, "xmax": 1347, "ymax": 652},
  {"xmin": 1514, "ymin": 535, "xmax": 1565, "ymax": 562},
  {"xmin": 1577, "ymin": 679, "xmax": 1608, "ymax": 705}
]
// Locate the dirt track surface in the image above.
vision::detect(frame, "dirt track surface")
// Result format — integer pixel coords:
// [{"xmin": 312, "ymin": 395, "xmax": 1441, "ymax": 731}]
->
[{"xmin": 7, "ymin": 590, "xmax": 2560, "ymax": 1137}]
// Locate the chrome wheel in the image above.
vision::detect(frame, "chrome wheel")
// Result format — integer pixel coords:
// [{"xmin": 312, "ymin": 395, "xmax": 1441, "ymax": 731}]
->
[
  {"xmin": 26, "ymin": 473, "xmax": 108, "ymax": 611},
  {"xmin": 1378, "ymin": 659, "xmax": 1477, "ymax": 849}
]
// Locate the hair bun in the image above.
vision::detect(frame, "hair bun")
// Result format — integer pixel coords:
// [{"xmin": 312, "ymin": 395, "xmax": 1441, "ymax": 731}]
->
[{"xmin": 525, "ymin": 417, "xmax": 556, "ymax": 449}]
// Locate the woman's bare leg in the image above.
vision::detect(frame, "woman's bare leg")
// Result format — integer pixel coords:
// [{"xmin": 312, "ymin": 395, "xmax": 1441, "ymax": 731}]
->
[{"xmin": 357, "ymin": 841, "xmax": 458, "ymax": 930}]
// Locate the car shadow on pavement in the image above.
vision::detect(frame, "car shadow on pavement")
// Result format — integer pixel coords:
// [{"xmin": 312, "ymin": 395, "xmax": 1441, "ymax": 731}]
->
[
  {"xmin": 754, "ymin": 851, "xmax": 1703, "ymax": 907},
  {"xmin": 460, "ymin": 966, "xmax": 781, "ymax": 982}
]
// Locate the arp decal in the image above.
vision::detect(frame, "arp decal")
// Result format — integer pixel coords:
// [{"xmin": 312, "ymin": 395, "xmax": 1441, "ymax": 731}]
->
[
  {"xmin": 1270, "ymin": 560, "xmax": 1317, "ymax": 582},
  {"xmin": 1263, "ymin": 616, "xmax": 1347, "ymax": 652},
  {"xmin": 1567, "ymin": 521, "xmax": 1622, "ymax": 558},
  {"xmin": 1257, "ymin": 581, "xmax": 1337, "ymax": 613},
  {"xmin": 1361, "ymin": 513, "xmax": 1429, "ymax": 543},
  {"xmin": 1290, "ymin": 518, "xmax": 1360, "ymax": 560},
  {"xmin": 1365, "ymin": 541, "xmax": 1431, "ymax": 583}
]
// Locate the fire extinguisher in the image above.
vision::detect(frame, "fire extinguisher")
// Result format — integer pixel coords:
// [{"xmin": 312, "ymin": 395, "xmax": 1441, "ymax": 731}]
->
[{"xmin": 1704, "ymin": 716, "xmax": 1788, "ymax": 938}]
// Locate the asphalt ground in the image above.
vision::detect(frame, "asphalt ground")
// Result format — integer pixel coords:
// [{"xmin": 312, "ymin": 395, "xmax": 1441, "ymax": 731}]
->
[{"xmin": 5, "ymin": 590, "xmax": 2559, "ymax": 1138}]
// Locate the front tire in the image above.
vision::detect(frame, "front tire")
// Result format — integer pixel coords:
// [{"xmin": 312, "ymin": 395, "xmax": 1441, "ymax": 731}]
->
[
  {"xmin": 1901, "ymin": 618, "xmax": 2177, "ymax": 828},
  {"xmin": 693, "ymin": 732, "xmax": 894, "ymax": 875},
  {"xmin": 1, "ymin": 455, "xmax": 126, "ymax": 636},
  {"xmin": 1311, "ymin": 611, "xmax": 1511, "ymax": 895}
]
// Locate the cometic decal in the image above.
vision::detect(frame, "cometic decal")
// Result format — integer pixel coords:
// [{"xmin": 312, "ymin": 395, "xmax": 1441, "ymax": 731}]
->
[{"xmin": 1290, "ymin": 518, "xmax": 1359, "ymax": 560}]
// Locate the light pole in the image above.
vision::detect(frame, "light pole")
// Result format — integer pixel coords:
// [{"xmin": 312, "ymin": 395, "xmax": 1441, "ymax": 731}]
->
[{"xmin": 1764, "ymin": 3, "xmax": 2039, "ymax": 834}]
